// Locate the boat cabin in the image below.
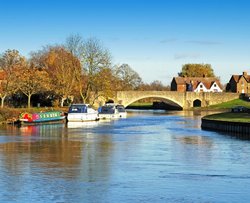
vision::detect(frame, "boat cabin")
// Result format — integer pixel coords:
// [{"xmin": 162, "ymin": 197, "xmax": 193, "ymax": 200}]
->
[{"xmin": 68, "ymin": 104, "xmax": 88, "ymax": 113}]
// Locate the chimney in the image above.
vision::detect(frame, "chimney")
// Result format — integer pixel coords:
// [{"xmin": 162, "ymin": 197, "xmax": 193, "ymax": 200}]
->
[{"xmin": 243, "ymin": 71, "xmax": 248, "ymax": 76}]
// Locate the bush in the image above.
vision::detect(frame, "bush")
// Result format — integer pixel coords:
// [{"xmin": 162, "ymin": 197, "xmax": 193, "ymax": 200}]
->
[{"xmin": 0, "ymin": 108, "xmax": 21, "ymax": 122}]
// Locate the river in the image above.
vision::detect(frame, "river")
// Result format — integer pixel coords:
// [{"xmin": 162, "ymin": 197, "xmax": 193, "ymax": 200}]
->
[{"xmin": 0, "ymin": 110, "xmax": 250, "ymax": 203}]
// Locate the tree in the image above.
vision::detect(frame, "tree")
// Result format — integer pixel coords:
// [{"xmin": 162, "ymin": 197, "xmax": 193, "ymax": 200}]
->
[
  {"xmin": 65, "ymin": 34, "xmax": 84, "ymax": 59},
  {"xmin": 65, "ymin": 36, "xmax": 112, "ymax": 103},
  {"xmin": 114, "ymin": 64, "xmax": 142, "ymax": 90},
  {"xmin": 92, "ymin": 67, "xmax": 119, "ymax": 102},
  {"xmin": 178, "ymin": 63, "xmax": 215, "ymax": 77},
  {"xmin": 138, "ymin": 80, "xmax": 170, "ymax": 91},
  {"xmin": 44, "ymin": 47, "xmax": 81, "ymax": 107},
  {"xmin": 17, "ymin": 63, "xmax": 50, "ymax": 108},
  {"xmin": 0, "ymin": 50, "xmax": 25, "ymax": 108}
]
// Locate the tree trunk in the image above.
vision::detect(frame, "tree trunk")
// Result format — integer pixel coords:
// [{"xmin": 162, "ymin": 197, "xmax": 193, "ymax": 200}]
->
[
  {"xmin": 83, "ymin": 83, "xmax": 91, "ymax": 104},
  {"xmin": 1, "ymin": 95, "xmax": 6, "ymax": 108},
  {"xmin": 79, "ymin": 89, "xmax": 85, "ymax": 103},
  {"xmin": 61, "ymin": 97, "xmax": 66, "ymax": 107},
  {"xmin": 28, "ymin": 94, "xmax": 32, "ymax": 108}
]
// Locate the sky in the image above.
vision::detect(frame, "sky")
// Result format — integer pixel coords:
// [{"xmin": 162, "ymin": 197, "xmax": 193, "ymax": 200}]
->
[{"xmin": 1, "ymin": 0, "xmax": 250, "ymax": 85}]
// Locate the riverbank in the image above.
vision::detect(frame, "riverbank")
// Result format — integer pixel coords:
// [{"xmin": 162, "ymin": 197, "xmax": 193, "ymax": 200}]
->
[
  {"xmin": 201, "ymin": 112, "xmax": 250, "ymax": 137},
  {"xmin": 0, "ymin": 107, "xmax": 67, "ymax": 124}
]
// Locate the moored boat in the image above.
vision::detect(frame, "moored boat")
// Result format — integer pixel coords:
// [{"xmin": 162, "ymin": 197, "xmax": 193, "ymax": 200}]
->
[
  {"xmin": 19, "ymin": 111, "xmax": 65, "ymax": 124},
  {"xmin": 116, "ymin": 104, "xmax": 127, "ymax": 118},
  {"xmin": 67, "ymin": 104, "xmax": 99, "ymax": 122},
  {"xmin": 98, "ymin": 103, "xmax": 127, "ymax": 119}
]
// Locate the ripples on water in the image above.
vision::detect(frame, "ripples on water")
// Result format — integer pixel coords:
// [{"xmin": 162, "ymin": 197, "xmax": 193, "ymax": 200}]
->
[{"xmin": 0, "ymin": 110, "xmax": 250, "ymax": 203}]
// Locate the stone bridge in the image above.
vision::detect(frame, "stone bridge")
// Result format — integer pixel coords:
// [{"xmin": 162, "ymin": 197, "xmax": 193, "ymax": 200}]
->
[{"xmin": 109, "ymin": 91, "xmax": 240, "ymax": 109}]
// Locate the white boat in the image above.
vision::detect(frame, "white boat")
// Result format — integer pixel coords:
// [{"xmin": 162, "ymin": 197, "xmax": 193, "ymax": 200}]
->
[
  {"xmin": 116, "ymin": 104, "xmax": 127, "ymax": 118},
  {"xmin": 98, "ymin": 104, "xmax": 127, "ymax": 119},
  {"xmin": 67, "ymin": 104, "xmax": 99, "ymax": 122}
]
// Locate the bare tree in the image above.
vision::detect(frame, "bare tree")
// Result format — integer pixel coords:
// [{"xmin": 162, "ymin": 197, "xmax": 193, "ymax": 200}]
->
[
  {"xmin": 65, "ymin": 36, "xmax": 112, "ymax": 103},
  {"xmin": 65, "ymin": 34, "xmax": 84, "ymax": 59},
  {"xmin": 114, "ymin": 64, "xmax": 142, "ymax": 90},
  {"xmin": 81, "ymin": 38, "xmax": 112, "ymax": 103}
]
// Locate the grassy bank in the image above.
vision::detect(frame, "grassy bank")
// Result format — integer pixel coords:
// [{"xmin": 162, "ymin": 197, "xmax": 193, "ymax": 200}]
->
[
  {"xmin": 202, "ymin": 98, "xmax": 250, "ymax": 123},
  {"xmin": 0, "ymin": 107, "xmax": 68, "ymax": 123},
  {"xmin": 205, "ymin": 98, "xmax": 250, "ymax": 110},
  {"xmin": 203, "ymin": 112, "xmax": 250, "ymax": 123}
]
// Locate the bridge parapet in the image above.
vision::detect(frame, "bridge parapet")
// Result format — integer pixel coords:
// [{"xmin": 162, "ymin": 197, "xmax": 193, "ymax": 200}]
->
[{"xmin": 113, "ymin": 91, "xmax": 240, "ymax": 109}]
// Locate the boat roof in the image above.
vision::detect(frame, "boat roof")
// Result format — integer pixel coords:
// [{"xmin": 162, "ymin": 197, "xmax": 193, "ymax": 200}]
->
[{"xmin": 70, "ymin": 104, "xmax": 90, "ymax": 106}]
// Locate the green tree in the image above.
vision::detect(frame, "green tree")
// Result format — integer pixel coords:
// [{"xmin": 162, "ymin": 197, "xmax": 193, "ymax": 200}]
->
[{"xmin": 178, "ymin": 63, "xmax": 215, "ymax": 77}]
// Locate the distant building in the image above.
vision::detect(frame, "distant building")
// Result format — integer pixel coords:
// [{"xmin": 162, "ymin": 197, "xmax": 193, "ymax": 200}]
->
[
  {"xmin": 227, "ymin": 71, "xmax": 250, "ymax": 93},
  {"xmin": 171, "ymin": 76, "xmax": 223, "ymax": 92}
]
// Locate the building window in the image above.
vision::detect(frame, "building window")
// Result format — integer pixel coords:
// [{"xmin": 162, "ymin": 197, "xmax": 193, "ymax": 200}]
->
[
  {"xmin": 200, "ymin": 84, "xmax": 203, "ymax": 88},
  {"xmin": 214, "ymin": 84, "xmax": 217, "ymax": 87}
]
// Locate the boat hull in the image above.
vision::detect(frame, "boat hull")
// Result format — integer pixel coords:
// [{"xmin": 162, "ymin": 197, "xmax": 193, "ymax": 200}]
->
[
  {"xmin": 67, "ymin": 113, "xmax": 99, "ymax": 122},
  {"xmin": 19, "ymin": 111, "xmax": 65, "ymax": 125}
]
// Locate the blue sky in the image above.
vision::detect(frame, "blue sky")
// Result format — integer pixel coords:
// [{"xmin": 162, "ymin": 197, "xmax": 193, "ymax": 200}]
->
[{"xmin": 1, "ymin": 0, "xmax": 250, "ymax": 85}]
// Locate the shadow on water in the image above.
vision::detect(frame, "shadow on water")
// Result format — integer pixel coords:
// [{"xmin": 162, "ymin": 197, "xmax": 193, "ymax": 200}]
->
[{"xmin": 203, "ymin": 127, "xmax": 250, "ymax": 141}]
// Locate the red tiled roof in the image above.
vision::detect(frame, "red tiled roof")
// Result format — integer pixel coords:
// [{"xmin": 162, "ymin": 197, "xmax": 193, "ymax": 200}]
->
[
  {"xmin": 231, "ymin": 73, "xmax": 250, "ymax": 83},
  {"xmin": 173, "ymin": 77, "xmax": 223, "ymax": 89}
]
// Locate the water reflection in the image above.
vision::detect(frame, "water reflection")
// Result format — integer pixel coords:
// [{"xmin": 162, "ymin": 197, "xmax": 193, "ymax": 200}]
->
[
  {"xmin": 66, "ymin": 121, "xmax": 99, "ymax": 129},
  {"xmin": 177, "ymin": 136, "xmax": 213, "ymax": 146},
  {"xmin": 0, "ymin": 111, "xmax": 250, "ymax": 203},
  {"xmin": 18, "ymin": 123, "xmax": 65, "ymax": 137}
]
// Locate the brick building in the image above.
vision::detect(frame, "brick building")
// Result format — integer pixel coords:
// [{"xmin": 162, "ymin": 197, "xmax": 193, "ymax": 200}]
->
[
  {"xmin": 227, "ymin": 71, "xmax": 250, "ymax": 93},
  {"xmin": 171, "ymin": 76, "xmax": 223, "ymax": 92}
]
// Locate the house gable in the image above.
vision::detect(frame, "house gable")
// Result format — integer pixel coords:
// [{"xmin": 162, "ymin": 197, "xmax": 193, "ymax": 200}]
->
[
  {"xmin": 193, "ymin": 82, "xmax": 208, "ymax": 92},
  {"xmin": 209, "ymin": 81, "xmax": 223, "ymax": 92}
]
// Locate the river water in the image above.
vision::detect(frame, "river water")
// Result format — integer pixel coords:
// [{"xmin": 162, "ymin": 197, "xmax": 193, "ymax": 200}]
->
[{"xmin": 0, "ymin": 110, "xmax": 250, "ymax": 203}]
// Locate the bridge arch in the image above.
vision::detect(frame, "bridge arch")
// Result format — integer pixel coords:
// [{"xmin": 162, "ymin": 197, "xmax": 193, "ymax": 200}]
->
[
  {"xmin": 121, "ymin": 95, "xmax": 183, "ymax": 109},
  {"xmin": 193, "ymin": 99, "xmax": 202, "ymax": 107}
]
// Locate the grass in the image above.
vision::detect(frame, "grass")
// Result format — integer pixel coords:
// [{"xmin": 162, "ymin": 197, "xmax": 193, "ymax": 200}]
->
[
  {"xmin": 207, "ymin": 98, "xmax": 250, "ymax": 109},
  {"xmin": 0, "ymin": 107, "xmax": 68, "ymax": 123},
  {"xmin": 127, "ymin": 102, "xmax": 153, "ymax": 108},
  {"xmin": 202, "ymin": 98, "xmax": 250, "ymax": 123},
  {"xmin": 203, "ymin": 112, "xmax": 250, "ymax": 123}
]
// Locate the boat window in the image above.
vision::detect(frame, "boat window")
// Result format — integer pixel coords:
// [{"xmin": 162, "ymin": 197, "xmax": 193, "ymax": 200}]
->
[
  {"xmin": 117, "ymin": 105, "xmax": 125, "ymax": 112},
  {"xmin": 82, "ymin": 106, "xmax": 87, "ymax": 113},
  {"xmin": 69, "ymin": 105, "xmax": 88, "ymax": 113},
  {"xmin": 100, "ymin": 106, "xmax": 115, "ymax": 114},
  {"xmin": 69, "ymin": 106, "xmax": 81, "ymax": 113}
]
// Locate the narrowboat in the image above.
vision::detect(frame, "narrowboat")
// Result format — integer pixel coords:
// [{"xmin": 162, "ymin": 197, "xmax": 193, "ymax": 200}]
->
[{"xmin": 19, "ymin": 111, "xmax": 65, "ymax": 124}]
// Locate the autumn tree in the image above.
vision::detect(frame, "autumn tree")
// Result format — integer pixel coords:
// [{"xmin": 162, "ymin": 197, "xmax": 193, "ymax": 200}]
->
[
  {"xmin": 178, "ymin": 63, "xmax": 215, "ymax": 77},
  {"xmin": 91, "ymin": 67, "xmax": 120, "ymax": 103},
  {"xmin": 16, "ymin": 63, "xmax": 50, "ymax": 108},
  {"xmin": 44, "ymin": 47, "xmax": 81, "ymax": 107},
  {"xmin": 0, "ymin": 50, "xmax": 25, "ymax": 108},
  {"xmin": 65, "ymin": 36, "xmax": 112, "ymax": 103},
  {"xmin": 114, "ymin": 64, "xmax": 142, "ymax": 90}
]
